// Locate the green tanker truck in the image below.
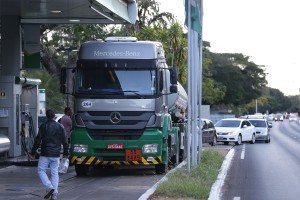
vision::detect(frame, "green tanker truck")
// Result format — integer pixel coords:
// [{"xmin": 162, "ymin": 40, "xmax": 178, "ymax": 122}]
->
[{"xmin": 60, "ymin": 37, "xmax": 188, "ymax": 176}]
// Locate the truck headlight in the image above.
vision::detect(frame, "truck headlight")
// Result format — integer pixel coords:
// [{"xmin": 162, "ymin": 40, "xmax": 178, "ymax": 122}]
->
[
  {"xmin": 142, "ymin": 144, "xmax": 158, "ymax": 153},
  {"xmin": 73, "ymin": 144, "xmax": 88, "ymax": 153}
]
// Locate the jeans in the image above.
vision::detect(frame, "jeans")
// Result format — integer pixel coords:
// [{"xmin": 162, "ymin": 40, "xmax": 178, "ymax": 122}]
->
[{"xmin": 38, "ymin": 156, "xmax": 60, "ymax": 195}]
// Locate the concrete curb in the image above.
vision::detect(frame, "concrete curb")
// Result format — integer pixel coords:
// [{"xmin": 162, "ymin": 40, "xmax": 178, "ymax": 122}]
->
[{"xmin": 0, "ymin": 160, "xmax": 38, "ymax": 167}]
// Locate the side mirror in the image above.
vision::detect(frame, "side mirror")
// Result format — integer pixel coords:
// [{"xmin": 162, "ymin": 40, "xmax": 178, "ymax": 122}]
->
[
  {"xmin": 243, "ymin": 125, "xmax": 247, "ymax": 128},
  {"xmin": 170, "ymin": 85, "xmax": 178, "ymax": 93},
  {"xmin": 60, "ymin": 68, "xmax": 67, "ymax": 93},
  {"xmin": 169, "ymin": 67, "xmax": 178, "ymax": 85}
]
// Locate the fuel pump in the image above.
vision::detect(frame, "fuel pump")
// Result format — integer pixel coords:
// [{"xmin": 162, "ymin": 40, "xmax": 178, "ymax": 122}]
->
[
  {"xmin": 0, "ymin": 76, "xmax": 41, "ymax": 159},
  {"xmin": 18, "ymin": 77, "xmax": 41, "ymax": 159},
  {"xmin": 21, "ymin": 104, "xmax": 37, "ymax": 160}
]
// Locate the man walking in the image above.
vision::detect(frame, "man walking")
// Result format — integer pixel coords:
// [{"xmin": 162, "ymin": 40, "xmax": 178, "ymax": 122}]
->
[
  {"xmin": 30, "ymin": 109, "xmax": 69, "ymax": 200},
  {"xmin": 60, "ymin": 107, "xmax": 72, "ymax": 145}
]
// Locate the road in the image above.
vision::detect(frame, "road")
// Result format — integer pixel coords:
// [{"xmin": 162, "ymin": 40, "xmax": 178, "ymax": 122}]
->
[
  {"xmin": 0, "ymin": 163, "xmax": 164, "ymax": 200},
  {"xmin": 221, "ymin": 119, "xmax": 300, "ymax": 200}
]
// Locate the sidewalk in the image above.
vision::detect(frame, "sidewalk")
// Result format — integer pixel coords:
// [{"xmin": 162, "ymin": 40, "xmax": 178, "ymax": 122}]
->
[{"xmin": 0, "ymin": 155, "xmax": 38, "ymax": 168}]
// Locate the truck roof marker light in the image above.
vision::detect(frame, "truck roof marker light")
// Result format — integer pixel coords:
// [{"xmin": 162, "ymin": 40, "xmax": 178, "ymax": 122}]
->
[{"xmin": 105, "ymin": 37, "xmax": 137, "ymax": 42}]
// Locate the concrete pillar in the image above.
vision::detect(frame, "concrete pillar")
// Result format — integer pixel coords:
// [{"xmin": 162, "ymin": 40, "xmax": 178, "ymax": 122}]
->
[{"xmin": 0, "ymin": 16, "xmax": 22, "ymax": 76}]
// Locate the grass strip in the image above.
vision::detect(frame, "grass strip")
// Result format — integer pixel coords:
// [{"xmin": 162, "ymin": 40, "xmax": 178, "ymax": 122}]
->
[{"xmin": 153, "ymin": 149, "xmax": 226, "ymax": 200}]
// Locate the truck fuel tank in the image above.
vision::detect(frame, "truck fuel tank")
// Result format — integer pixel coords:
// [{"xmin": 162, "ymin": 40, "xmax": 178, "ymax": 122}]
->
[{"xmin": 167, "ymin": 82, "xmax": 187, "ymax": 119}]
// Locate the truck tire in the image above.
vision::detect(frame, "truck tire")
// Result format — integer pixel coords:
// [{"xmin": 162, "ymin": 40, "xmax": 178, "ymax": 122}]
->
[
  {"xmin": 155, "ymin": 163, "xmax": 168, "ymax": 174},
  {"xmin": 179, "ymin": 149, "xmax": 185, "ymax": 162},
  {"xmin": 75, "ymin": 164, "xmax": 89, "ymax": 176}
]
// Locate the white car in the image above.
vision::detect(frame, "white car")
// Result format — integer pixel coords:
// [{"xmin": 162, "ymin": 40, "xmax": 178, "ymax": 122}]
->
[
  {"xmin": 248, "ymin": 118, "xmax": 271, "ymax": 143},
  {"xmin": 54, "ymin": 114, "xmax": 64, "ymax": 122},
  {"xmin": 289, "ymin": 115, "xmax": 297, "ymax": 122},
  {"xmin": 215, "ymin": 118, "xmax": 256, "ymax": 145}
]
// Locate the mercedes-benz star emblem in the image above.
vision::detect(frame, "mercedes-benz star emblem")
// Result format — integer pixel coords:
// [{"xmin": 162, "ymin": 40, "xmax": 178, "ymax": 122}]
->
[{"xmin": 110, "ymin": 112, "xmax": 121, "ymax": 124}]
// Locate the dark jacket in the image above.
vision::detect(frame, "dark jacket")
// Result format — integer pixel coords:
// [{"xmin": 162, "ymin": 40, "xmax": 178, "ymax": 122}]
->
[{"xmin": 31, "ymin": 119, "xmax": 69, "ymax": 157}]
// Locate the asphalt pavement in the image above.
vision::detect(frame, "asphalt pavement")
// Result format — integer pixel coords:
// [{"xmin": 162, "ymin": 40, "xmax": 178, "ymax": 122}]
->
[
  {"xmin": 220, "ymin": 120, "xmax": 300, "ymax": 200},
  {"xmin": 0, "ymin": 143, "xmax": 234, "ymax": 200}
]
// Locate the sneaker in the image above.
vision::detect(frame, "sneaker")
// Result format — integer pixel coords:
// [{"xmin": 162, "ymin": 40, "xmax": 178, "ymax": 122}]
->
[
  {"xmin": 51, "ymin": 193, "xmax": 58, "ymax": 200},
  {"xmin": 44, "ymin": 188, "xmax": 54, "ymax": 199}
]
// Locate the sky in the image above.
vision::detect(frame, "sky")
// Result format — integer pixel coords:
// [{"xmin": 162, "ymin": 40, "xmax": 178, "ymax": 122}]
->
[{"xmin": 158, "ymin": 0, "xmax": 300, "ymax": 96}]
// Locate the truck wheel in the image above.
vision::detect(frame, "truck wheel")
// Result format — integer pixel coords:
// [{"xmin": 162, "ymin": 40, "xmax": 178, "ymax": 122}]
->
[
  {"xmin": 179, "ymin": 149, "xmax": 185, "ymax": 162},
  {"xmin": 75, "ymin": 164, "xmax": 89, "ymax": 176},
  {"xmin": 155, "ymin": 163, "xmax": 168, "ymax": 174},
  {"xmin": 171, "ymin": 139, "xmax": 180, "ymax": 165},
  {"xmin": 210, "ymin": 135, "xmax": 217, "ymax": 146}
]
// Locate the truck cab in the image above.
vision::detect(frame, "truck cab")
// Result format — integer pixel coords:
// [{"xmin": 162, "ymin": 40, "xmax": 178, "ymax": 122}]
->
[{"xmin": 61, "ymin": 37, "xmax": 187, "ymax": 175}]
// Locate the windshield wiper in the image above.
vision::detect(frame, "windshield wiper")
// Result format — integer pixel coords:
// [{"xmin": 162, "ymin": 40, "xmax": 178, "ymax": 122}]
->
[{"xmin": 122, "ymin": 90, "xmax": 145, "ymax": 99}]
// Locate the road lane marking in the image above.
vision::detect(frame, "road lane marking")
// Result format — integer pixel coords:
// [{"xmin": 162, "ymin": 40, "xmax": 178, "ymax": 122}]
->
[
  {"xmin": 241, "ymin": 144, "xmax": 245, "ymax": 159},
  {"xmin": 233, "ymin": 197, "xmax": 241, "ymax": 200}
]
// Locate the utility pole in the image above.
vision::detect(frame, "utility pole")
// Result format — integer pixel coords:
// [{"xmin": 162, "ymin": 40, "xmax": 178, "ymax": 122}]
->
[{"xmin": 255, "ymin": 99, "xmax": 258, "ymax": 113}]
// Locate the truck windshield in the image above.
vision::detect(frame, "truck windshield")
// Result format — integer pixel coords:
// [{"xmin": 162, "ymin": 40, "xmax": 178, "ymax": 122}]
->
[{"xmin": 75, "ymin": 60, "xmax": 157, "ymax": 97}]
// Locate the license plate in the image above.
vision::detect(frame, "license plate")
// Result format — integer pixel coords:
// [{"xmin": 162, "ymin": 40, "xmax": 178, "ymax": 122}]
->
[
  {"xmin": 125, "ymin": 149, "xmax": 141, "ymax": 161},
  {"xmin": 107, "ymin": 143, "xmax": 123, "ymax": 149}
]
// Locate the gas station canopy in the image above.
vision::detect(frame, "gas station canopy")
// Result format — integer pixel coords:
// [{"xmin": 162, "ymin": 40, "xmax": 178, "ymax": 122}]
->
[
  {"xmin": 0, "ymin": 0, "xmax": 138, "ymax": 158},
  {"xmin": 0, "ymin": 0, "xmax": 137, "ymax": 24}
]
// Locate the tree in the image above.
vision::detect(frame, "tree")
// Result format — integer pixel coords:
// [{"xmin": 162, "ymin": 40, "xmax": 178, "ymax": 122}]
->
[
  {"xmin": 261, "ymin": 87, "xmax": 290, "ymax": 113},
  {"xmin": 122, "ymin": 0, "xmax": 174, "ymax": 34},
  {"xmin": 202, "ymin": 57, "xmax": 226, "ymax": 105},
  {"xmin": 287, "ymin": 95, "xmax": 300, "ymax": 113},
  {"xmin": 245, "ymin": 97, "xmax": 269, "ymax": 114},
  {"xmin": 208, "ymin": 52, "xmax": 267, "ymax": 106},
  {"xmin": 133, "ymin": 22, "xmax": 188, "ymax": 86},
  {"xmin": 22, "ymin": 70, "xmax": 65, "ymax": 113}
]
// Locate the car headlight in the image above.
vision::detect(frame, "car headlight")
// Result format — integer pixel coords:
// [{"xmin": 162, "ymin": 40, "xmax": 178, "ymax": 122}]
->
[
  {"xmin": 228, "ymin": 132, "xmax": 237, "ymax": 136},
  {"xmin": 142, "ymin": 144, "xmax": 158, "ymax": 153},
  {"xmin": 73, "ymin": 144, "xmax": 88, "ymax": 153}
]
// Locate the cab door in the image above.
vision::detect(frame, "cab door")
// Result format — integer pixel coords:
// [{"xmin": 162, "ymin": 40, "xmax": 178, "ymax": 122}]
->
[
  {"xmin": 201, "ymin": 120, "xmax": 209, "ymax": 143},
  {"xmin": 207, "ymin": 120, "xmax": 216, "ymax": 144}
]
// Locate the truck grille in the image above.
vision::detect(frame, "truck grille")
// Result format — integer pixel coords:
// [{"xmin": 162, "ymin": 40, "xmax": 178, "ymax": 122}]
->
[
  {"xmin": 87, "ymin": 129, "xmax": 143, "ymax": 140},
  {"xmin": 78, "ymin": 111, "xmax": 154, "ymax": 140}
]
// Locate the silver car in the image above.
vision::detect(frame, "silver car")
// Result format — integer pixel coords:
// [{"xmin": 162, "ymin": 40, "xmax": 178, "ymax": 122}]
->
[{"xmin": 248, "ymin": 118, "xmax": 271, "ymax": 143}]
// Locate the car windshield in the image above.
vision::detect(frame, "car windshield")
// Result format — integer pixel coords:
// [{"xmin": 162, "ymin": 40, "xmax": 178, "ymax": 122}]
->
[
  {"xmin": 249, "ymin": 120, "xmax": 266, "ymax": 127},
  {"xmin": 215, "ymin": 120, "xmax": 241, "ymax": 127}
]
